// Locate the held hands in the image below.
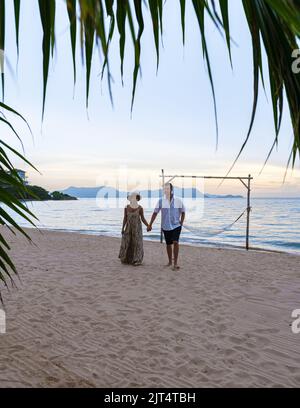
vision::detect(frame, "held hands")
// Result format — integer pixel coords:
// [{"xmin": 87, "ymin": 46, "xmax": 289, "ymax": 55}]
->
[{"xmin": 147, "ymin": 224, "xmax": 152, "ymax": 232}]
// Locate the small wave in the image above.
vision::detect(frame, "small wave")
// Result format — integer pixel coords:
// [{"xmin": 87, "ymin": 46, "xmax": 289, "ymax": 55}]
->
[{"xmin": 266, "ymin": 240, "xmax": 300, "ymax": 250}]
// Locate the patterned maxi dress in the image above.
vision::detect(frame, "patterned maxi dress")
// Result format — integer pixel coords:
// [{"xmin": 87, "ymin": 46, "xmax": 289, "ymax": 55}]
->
[{"xmin": 119, "ymin": 207, "xmax": 144, "ymax": 265}]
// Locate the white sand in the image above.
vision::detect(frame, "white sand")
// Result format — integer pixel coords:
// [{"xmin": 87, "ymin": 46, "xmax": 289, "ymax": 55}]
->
[{"xmin": 0, "ymin": 227, "xmax": 300, "ymax": 388}]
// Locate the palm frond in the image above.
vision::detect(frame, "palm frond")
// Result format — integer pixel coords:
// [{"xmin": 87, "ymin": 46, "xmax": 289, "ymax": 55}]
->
[
  {"xmin": 14, "ymin": 0, "xmax": 20, "ymax": 57},
  {"xmin": 0, "ymin": 142, "xmax": 38, "ymax": 299},
  {"xmin": 0, "ymin": 0, "xmax": 5, "ymax": 101},
  {"xmin": 179, "ymin": 0, "xmax": 186, "ymax": 44},
  {"xmin": 11, "ymin": 0, "xmax": 297, "ymax": 167},
  {"xmin": 38, "ymin": 0, "xmax": 55, "ymax": 119},
  {"xmin": 67, "ymin": 0, "xmax": 77, "ymax": 83}
]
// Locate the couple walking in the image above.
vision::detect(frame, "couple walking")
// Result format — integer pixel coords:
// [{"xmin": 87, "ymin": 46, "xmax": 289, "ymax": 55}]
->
[{"xmin": 119, "ymin": 183, "xmax": 186, "ymax": 270}]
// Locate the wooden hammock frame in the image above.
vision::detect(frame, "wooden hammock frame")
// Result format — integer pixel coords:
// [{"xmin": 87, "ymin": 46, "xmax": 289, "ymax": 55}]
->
[{"xmin": 159, "ymin": 169, "xmax": 253, "ymax": 250}]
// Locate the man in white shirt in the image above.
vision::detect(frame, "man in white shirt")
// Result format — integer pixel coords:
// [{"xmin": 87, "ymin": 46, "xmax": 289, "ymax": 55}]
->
[{"xmin": 148, "ymin": 183, "xmax": 185, "ymax": 270}]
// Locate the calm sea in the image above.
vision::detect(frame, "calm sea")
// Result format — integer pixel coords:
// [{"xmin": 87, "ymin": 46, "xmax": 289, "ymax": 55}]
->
[{"xmin": 5, "ymin": 197, "xmax": 300, "ymax": 254}]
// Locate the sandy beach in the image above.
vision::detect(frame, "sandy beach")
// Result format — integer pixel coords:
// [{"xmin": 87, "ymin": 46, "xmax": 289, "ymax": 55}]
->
[{"xmin": 0, "ymin": 227, "xmax": 300, "ymax": 388}]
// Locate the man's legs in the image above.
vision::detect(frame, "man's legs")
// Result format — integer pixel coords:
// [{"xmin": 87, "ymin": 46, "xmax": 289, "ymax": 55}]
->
[
  {"xmin": 173, "ymin": 241, "xmax": 179, "ymax": 268},
  {"xmin": 166, "ymin": 244, "xmax": 172, "ymax": 266},
  {"xmin": 163, "ymin": 227, "xmax": 181, "ymax": 269}
]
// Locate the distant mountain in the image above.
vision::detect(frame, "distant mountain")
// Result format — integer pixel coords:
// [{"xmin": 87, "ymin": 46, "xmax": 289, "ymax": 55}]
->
[
  {"xmin": 62, "ymin": 186, "xmax": 118, "ymax": 198},
  {"xmin": 61, "ymin": 186, "xmax": 243, "ymax": 199}
]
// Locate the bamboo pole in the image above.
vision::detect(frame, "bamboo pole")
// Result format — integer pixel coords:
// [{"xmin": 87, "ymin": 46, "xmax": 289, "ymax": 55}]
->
[
  {"xmin": 160, "ymin": 169, "xmax": 164, "ymax": 244},
  {"xmin": 158, "ymin": 172, "xmax": 253, "ymax": 250},
  {"xmin": 246, "ymin": 174, "xmax": 251, "ymax": 250},
  {"xmin": 161, "ymin": 175, "xmax": 253, "ymax": 180}
]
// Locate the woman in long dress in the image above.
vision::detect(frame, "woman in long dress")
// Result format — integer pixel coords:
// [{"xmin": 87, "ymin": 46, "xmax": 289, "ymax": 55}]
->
[{"xmin": 119, "ymin": 192, "xmax": 149, "ymax": 265}]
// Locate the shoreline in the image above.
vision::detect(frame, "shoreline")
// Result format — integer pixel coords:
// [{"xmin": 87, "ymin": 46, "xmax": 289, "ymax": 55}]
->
[{"xmin": 17, "ymin": 225, "xmax": 299, "ymax": 257}]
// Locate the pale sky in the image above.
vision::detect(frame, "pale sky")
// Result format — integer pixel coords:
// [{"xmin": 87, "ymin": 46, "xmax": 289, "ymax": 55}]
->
[{"xmin": 1, "ymin": 0, "xmax": 300, "ymax": 197}]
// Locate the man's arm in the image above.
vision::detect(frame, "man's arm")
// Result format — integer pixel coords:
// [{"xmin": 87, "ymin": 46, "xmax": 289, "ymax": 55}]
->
[
  {"xmin": 180, "ymin": 200, "xmax": 186, "ymax": 226},
  {"xmin": 180, "ymin": 211, "xmax": 185, "ymax": 226},
  {"xmin": 148, "ymin": 212, "xmax": 158, "ymax": 231},
  {"xmin": 148, "ymin": 200, "xmax": 161, "ymax": 231}
]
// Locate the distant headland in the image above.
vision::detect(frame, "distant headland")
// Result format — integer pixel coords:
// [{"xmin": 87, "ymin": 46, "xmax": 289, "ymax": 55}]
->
[
  {"xmin": 61, "ymin": 186, "xmax": 243, "ymax": 199},
  {"xmin": 4, "ymin": 184, "xmax": 77, "ymax": 201}
]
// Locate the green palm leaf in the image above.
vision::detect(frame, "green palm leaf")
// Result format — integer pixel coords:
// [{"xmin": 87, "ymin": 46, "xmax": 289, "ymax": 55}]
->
[
  {"xmin": 38, "ymin": 0, "xmax": 55, "ymax": 119},
  {"xmin": 0, "ymin": 0, "xmax": 5, "ymax": 101},
  {"xmin": 0, "ymin": 144, "xmax": 38, "ymax": 300},
  {"xmin": 14, "ymin": 0, "xmax": 20, "ymax": 57},
  {"xmin": 180, "ymin": 0, "xmax": 186, "ymax": 44},
  {"xmin": 116, "ymin": 0, "xmax": 127, "ymax": 83},
  {"xmin": 131, "ymin": 0, "xmax": 144, "ymax": 112},
  {"xmin": 149, "ymin": 0, "xmax": 160, "ymax": 70},
  {"xmin": 67, "ymin": 0, "xmax": 77, "ymax": 83}
]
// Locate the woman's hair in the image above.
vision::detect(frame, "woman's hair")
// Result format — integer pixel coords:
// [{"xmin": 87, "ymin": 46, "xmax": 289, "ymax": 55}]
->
[{"xmin": 127, "ymin": 192, "xmax": 141, "ymax": 201}]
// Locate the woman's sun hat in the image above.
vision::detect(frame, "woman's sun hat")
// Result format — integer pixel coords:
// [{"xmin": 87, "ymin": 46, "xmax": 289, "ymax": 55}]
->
[{"xmin": 127, "ymin": 191, "xmax": 142, "ymax": 201}]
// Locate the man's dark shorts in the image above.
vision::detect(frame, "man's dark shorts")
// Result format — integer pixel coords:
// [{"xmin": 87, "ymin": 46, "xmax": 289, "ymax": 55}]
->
[{"xmin": 163, "ymin": 226, "xmax": 182, "ymax": 245}]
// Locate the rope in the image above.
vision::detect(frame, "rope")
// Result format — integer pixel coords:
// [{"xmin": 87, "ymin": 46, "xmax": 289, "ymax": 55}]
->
[{"xmin": 183, "ymin": 207, "xmax": 249, "ymax": 238}]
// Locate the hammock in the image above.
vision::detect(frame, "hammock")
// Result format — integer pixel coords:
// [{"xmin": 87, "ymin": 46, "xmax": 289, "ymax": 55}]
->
[{"xmin": 183, "ymin": 208, "xmax": 248, "ymax": 237}]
